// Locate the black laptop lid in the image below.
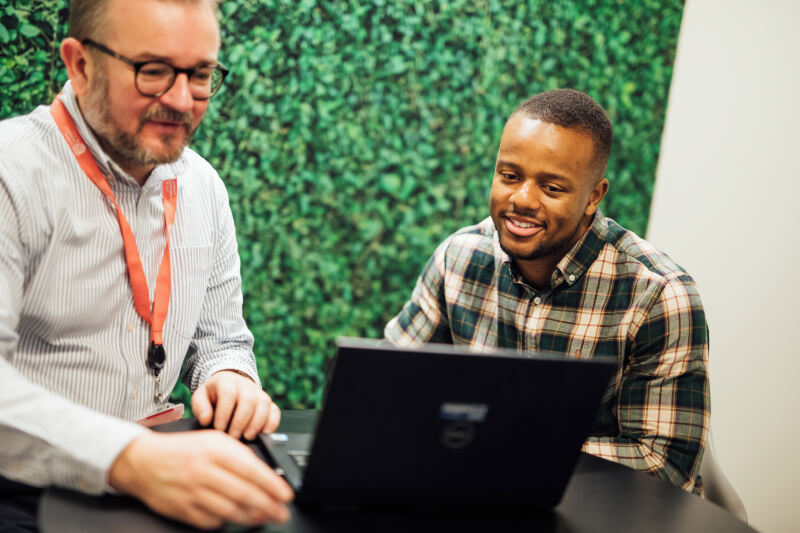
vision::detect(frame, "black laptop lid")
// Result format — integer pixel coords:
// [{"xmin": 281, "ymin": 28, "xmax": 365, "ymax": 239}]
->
[{"xmin": 297, "ymin": 338, "xmax": 617, "ymax": 507}]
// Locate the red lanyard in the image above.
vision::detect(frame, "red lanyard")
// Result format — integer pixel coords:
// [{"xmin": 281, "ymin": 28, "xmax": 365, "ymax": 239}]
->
[{"xmin": 50, "ymin": 96, "xmax": 177, "ymax": 376}]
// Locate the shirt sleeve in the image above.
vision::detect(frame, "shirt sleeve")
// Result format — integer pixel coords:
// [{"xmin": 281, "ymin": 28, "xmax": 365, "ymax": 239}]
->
[
  {"xmin": 582, "ymin": 274, "xmax": 710, "ymax": 494},
  {"xmin": 384, "ymin": 239, "xmax": 453, "ymax": 345},
  {"xmin": 180, "ymin": 178, "xmax": 258, "ymax": 390},
  {"xmin": 0, "ymin": 168, "xmax": 147, "ymax": 494}
]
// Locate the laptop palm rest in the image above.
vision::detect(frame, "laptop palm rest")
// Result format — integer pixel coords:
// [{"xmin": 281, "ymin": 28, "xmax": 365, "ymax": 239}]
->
[{"xmin": 262, "ymin": 432, "xmax": 313, "ymax": 491}]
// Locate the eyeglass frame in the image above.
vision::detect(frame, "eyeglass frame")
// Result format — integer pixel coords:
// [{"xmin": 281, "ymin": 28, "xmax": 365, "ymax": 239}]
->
[{"xmin": 81, "ymin": 39, "xmax": 229, "ymax": 100}]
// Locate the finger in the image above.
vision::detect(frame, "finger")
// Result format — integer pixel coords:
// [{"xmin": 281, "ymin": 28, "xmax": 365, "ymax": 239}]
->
[
  {"xmin": 212, "ymin": 380, "xmax": 237, "ymax": 432},
  {"xmin": 264, "ymin": 401, "xmax": 281, "ymax": 434},
  {"xmin": 198, "ymin": 472, "xmax": 290, "ymax": 525},
  {"xmin": 191, "ymin": 384, "xmax": 214, "ymax": 427},
  {"xmin": 181, "ymin": 502, "xmax": 226, "ymax": 530},
  {"xmin": 243, "ymin": 394, "xmax": 270, "ymax": 441},
  {"xmin": 200, "ymin": 450, "xmax": 292, "ymax": 521},
  {"xmin": 192, "ymin": 484, "xmax": 275, "ymax": 527},
  {"xmin": 226, "ymin": 388, "xmax": 257, "ymax": 440},
  {"xmin": 209, "ymin": 439, "xmax": 294, "ymax": 503}
]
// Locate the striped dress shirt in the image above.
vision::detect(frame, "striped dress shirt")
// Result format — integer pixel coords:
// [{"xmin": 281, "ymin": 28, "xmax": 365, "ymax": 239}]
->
[
  {"xmin": 0, "ymin": 82, "xmax": 258, "ymax": 493},
  {"xmin": 385, "ymin": 212, "xmax": 710, "ymax": 494}
]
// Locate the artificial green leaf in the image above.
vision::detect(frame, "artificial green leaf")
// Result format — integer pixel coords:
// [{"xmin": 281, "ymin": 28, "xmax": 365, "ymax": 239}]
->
[
  {"xmin": 3, "ymin": 0, "xmax": 686, "ymax": 410},
  {"xmin": 18, "ymin": 23, "xmax": 40, "ymax": 38}
]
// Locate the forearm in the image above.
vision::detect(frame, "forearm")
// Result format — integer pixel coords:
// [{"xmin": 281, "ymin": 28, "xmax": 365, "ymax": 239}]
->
[
  {"xmin": 182, "ymin": 341, "xmax": 258, "ymax": 391},
  {"xmin": 600, "ymin": 276, "xmax": 710, "ymax": 494},
  {"xmin": 582, "ymin": 433, "xmax": 705, "ymax": 493},
  {"xmin": 181, "ymin": 180, "xmax": 258, "ymax": 390},
  {"xmin": 594, "ymin": 363, "xmax": 709, "ymax": 494},
  {"xmin": 385, "ymin": 244, "xmax": 452, "ymax": 345},
  {"xmin": 0, "ymin": 358, "xmax": 147, "ymax": 493}
]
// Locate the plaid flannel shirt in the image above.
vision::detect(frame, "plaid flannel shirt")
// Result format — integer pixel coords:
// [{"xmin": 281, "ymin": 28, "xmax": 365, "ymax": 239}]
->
[{"xmin": 385, "ymin": 210, "xmax": 710, "ymax": 494}]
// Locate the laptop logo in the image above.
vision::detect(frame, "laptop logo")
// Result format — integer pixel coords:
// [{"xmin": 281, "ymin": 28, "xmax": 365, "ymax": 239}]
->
[
  {"xmin": 441, "ymin": 422, "xmax": 475, "ymax": 449},
  {"xmin": 439, "ymin": 402, "xmax": 489, "ymax": 422},
  {"xmin": 439, "ymin": 403, "xmax": 488, "ymax": 449}
]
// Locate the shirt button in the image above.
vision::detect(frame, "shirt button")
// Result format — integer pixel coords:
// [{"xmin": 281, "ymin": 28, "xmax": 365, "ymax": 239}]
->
[
  {"xmin": 533, "ymin": 296, "xmax": 542, "ymax": 305},
  {"xmin": 568, "ymin": 274, "xmax": 576, "ymax": 282},
  {"xmin": 126, "ymin": 322, "xmax": 135, "ymax": 332},
  {"xmin": 130, "ymin": 388, "xmax": 138, "ymax": 400}
]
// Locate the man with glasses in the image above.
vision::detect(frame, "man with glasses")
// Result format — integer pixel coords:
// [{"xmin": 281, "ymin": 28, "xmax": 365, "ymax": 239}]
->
[{"xmin": 0, "ymin": 0, "xmax": 292, "ymax": 529}]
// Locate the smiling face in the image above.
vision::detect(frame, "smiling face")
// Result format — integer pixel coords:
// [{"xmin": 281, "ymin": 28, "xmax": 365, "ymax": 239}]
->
[
  {"xmin": 76, "ymin": 0, "xmax": 220, "ymax": 181},
  {"xmin": 489, "ymin": 114, "xmax": 608, "ymax": 287}
]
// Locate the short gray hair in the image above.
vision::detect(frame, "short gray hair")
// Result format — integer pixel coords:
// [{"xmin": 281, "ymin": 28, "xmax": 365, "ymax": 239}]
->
[{"xmin": 68, "ymin": 0, "xmax": 219, "ymax": 41}]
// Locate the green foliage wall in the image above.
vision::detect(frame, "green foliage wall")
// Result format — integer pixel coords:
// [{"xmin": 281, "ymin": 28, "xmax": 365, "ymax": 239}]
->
[{"xmin": 1, "ymin": 0, "xmax": 684, "ymax": 409}]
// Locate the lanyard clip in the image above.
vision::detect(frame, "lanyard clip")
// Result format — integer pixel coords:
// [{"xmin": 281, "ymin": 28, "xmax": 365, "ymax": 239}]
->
[{"xmin": 147, "ymin": 342, "xmax": 166, "ymax": 376}]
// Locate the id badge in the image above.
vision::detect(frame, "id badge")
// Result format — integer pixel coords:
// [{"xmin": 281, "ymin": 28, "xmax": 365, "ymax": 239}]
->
[{"xmin": 137, "ymin": 402, "xmax": 185, "ymax": 427}]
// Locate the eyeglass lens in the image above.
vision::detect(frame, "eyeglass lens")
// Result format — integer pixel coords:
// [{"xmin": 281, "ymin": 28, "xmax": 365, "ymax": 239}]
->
[{"xmin": 136, "ymin": 62, "xmax": 224, "ymax": 98}]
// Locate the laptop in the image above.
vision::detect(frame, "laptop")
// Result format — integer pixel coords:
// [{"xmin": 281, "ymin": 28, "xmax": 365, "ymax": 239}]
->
[{"xmin": 260, "ymin": 337, "xmax": 617, "ymax": 508}]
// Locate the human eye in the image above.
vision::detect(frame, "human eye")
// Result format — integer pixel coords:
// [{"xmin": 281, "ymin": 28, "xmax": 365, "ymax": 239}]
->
[
  {"xmin": 541, "ymin": 179, "xmax": 569, "ymax": 194},
  {"xmin": 138, "ymin": 62, "xmax": 171, "ymax": 78},
  {"xmin": 497, "ymin": 171, "xmax": 520, "ymax": 182},
  {"xmin": 192, "ymin": 68, "xmax": 213, "ymax": 82}
]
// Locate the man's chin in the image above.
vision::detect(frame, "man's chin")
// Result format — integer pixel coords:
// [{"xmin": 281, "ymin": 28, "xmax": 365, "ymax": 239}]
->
[
  {"xmin": 139, "ymin": 124, "xmax": 191, "ymax": 156},
  {"xmin": 137, "ymin": 140, "xmax": 187, "ymax": 165},
  {"xmin": 499, "ymin": 238, "xmax": 543, "ymax": 262}
]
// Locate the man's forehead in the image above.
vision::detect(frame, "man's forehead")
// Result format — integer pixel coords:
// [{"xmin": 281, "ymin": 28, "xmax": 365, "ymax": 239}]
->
[
  {"xmin": 497, "ymin": 115, "xmax": 596, "ymax": 175},
  {"xmin": 500, "ymin": 116, "xmax": 592, "ymax": 152},
  {"xmin": 505, "ymin": 116, "xmax": 546, "ymax": 138}
]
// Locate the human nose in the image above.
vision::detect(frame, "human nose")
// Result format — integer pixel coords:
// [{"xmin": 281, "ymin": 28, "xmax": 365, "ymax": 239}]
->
[
  {"xmin": 158, "ymin": 72, "xmax": 194, "ymax": 113},
  {"xmin": 509, "ymin": 180, "xmax": 542, "ymax": 211}
]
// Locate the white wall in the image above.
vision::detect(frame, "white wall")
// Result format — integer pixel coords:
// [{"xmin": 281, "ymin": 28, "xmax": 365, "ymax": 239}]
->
[{"xmin": 647, "ymin": 1, "xmax": 799, "ymax": 531}]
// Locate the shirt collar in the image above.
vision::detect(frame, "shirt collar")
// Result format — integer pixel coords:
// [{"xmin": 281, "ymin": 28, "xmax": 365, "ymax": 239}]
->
[
  {"xmin": 493, "ymin": 209, "xmax": 610, "ymax": 289},
  {"xmin": 490, "ymin": 223, "xmax": 532, "ymax": 289},
  {"xmin": 57, "ymin": 81, "xmax": 188, "ymax": 189},
  {"xmin": 553, "ymin": 209, "xmax": 608, "ymax": 287}
]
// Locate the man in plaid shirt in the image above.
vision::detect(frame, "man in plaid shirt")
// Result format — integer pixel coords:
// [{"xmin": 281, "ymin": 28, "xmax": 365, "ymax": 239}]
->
[{"xmin": 385, "ymin": 89, "xmax": 709, "ymax": 494}]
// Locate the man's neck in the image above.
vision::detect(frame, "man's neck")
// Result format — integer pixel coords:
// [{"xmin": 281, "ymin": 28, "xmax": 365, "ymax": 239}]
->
[
  {"xmin": 516, "ymin": 259, "xmax": 558, "ymax": 291},
  {"xmin": 95, "ymin": 136, "xmax": 153, "ymax": 186}
]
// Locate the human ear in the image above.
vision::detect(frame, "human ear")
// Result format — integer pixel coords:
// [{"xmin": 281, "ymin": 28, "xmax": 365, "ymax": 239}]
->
[
  {"xmin": 60, "ymin": 38, "xmax": 92, "ymax": 98},
  {"xmin": 584, "ymin": 178, "xmax": 609, "ymax": 216}
]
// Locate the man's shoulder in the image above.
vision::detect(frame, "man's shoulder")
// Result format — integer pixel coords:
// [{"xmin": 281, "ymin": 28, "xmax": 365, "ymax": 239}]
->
[
  {"xmin": 174, "ymin": 147, "xmax": 218, "ymax": 178},
  {"xmin": 439, "ymin": 217, "xmax": 499, "ymax": 261},
  {"xmin": 598, "ymin": 217, "xmax": 695, "ymax": 286},
  {"xmin": 169, "ymin": 147, "xmax": 227, "ymax": 194},
  {"xmin": 0, "ymin": 105, "xmax": 70, "ymax": 201},
  {"xmin": 429, "ymin": 217, "xmax": 503, "ymax": 280},
  {"xmin": 0, "ymin": 105, "xmax": 56, "ymax": 157}
]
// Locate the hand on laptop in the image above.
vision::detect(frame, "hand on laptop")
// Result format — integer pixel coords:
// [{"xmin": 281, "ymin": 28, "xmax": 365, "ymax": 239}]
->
[
  {"xmin": 108, "ymin": 430, "xmax": 294, "ymax": 529},
  {"xmin": 192, "ymin": 369, "xmax": 281, "ymax": 440}
]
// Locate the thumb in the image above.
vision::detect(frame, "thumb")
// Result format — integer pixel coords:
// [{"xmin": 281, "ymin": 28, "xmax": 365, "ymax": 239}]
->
[{"xmin": 191, "ymin": 383, "xmax": 214, "ymax": 426}]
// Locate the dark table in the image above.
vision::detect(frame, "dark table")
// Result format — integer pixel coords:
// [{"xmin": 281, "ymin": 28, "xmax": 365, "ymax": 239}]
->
[{"xmin": 38, "ymin": 411, "xmax": 756, "ymax": 533}]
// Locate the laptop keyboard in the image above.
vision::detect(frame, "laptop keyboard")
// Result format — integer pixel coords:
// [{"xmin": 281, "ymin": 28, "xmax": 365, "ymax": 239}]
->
[{"xmin": 288, "ymin": 450, "xmax": 309, "ymax": 468}]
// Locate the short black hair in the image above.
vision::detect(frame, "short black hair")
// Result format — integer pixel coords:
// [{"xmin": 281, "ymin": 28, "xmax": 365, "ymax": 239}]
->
[{"xmin": 511, "ymin": 89, "xmax": 613, "ymax": 177}]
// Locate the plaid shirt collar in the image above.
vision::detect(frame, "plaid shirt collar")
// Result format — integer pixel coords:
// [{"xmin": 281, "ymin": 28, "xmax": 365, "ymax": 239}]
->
[{"xmin": 494, "ymin": 209, "xmax": 609, "ymax": 291}]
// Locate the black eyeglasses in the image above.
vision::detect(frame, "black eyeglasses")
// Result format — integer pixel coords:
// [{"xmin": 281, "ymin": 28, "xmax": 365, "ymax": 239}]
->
[{"xmin": 82, "ymin": 39, "xmax": 228, "ymax": 100}]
